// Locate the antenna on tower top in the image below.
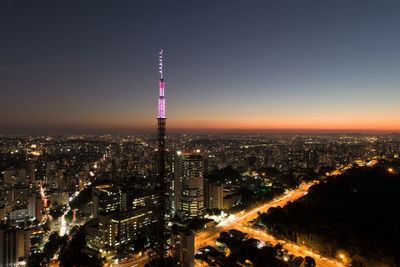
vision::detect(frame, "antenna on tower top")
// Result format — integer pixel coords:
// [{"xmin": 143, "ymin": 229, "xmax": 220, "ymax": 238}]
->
[{"xmin": 159, "ymin": 49, "xmax": 163, "ymax": 79}]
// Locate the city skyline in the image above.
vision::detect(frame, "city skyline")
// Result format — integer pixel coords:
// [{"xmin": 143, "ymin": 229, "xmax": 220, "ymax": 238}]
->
[
  {"xmin": 1, "ymin": 0, "xmax": 399, "ymax": 134},
  {"xmin": 1, "ymin": 1, "xmax": 399, "ymax": 265}
]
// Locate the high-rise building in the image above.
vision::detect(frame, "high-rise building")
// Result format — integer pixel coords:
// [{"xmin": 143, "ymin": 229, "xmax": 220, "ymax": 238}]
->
[
  {"xmin": 3, "ymin": 170, "xmax": 16, "ymax": 185},
  {"xmin": 0, "ymin": 199, "xmax": 5, "ymax": 221},
  {"xmin": 1, "ymin": 185, "xmax": 12, "ymax": 215},
  {"xmin": 97, "ymin": 206, "xmax": 156, "ymax": 249},
  {"xmin": 2, "ymin": 169, "xmax": 26, "ymax": 186},
  {"xmin": 125, "ymin": 189, "xmax": 158, "ymax": 211},
  {"xmin": 12, "ymin": 184, "xmax": 28, "ymax": 209},
  {"xmin": 0, "ymin": 227, "xmax": 31, "ymax": 267},
  {"xmin": 28, "ymin": 193, "xmax": 42, "ymax": 221},
  {"xmin": 26, "ymin": 162, "xmax": 36, "ymax": 182},
  {"xmin": 204, "ymin": 180, "xmax": 226, "ymax": 210},
  {"xmin": 92, "ymin": 185, "xmax": 126, "ymax": 218},
  {"xmin": 48, "ymin": 169, "xmax": 64, "ymax": 190},
  {"xmin": 8, "ymin": 209, "xmax": 29, "ymax": 223},
  {"xmin": 86, "ymin": 189, "xmax": 159, "ymax": 252},
  {"xmin": 174, "ymin": 152, "xmax": 205, "ymax": 219},
  {"xmin": 171, "ymin": 227, "xmax": 195, "ymax": 267},
  {"xmin": 204, "ymin": 180, "xmax": 239, "ymax": 210}
]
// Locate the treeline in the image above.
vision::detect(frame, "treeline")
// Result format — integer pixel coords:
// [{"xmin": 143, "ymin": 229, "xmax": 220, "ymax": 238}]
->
[{"xmin": 256, "ymin": 160, "xmax": 400, "ymax": 267}]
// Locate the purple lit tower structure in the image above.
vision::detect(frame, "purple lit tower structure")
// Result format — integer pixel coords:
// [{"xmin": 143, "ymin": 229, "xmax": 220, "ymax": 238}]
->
[{"xmin": 156, "ymin": 49, "xmax": 168, "ymax": 262}]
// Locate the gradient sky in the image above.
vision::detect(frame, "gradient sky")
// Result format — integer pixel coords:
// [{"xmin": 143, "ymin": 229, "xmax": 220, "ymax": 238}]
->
[{"xmin": 0, "ymin": 0, "xmax": 399, "ymax": 133}]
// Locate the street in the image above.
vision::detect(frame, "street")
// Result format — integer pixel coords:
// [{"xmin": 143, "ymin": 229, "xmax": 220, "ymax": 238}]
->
[{"xmin": 194, "ymin": 182, "xmax": 344, "ymax": 267}]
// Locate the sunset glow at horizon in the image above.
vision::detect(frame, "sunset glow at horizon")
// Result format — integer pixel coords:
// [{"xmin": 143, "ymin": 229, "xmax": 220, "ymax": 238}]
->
[{"xmin": 1, "ymin": 0, "xmax": 399, "ymax": 134}]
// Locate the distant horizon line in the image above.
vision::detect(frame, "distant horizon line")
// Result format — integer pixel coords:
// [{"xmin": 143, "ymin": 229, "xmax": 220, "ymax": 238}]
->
[{"xmin": 1, "ymin": 127, "xmax": 399, "ymax": 136}]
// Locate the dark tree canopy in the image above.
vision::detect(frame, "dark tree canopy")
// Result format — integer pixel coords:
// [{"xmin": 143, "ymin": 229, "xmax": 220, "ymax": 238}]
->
[{"xmin": 257, "ymin": 160, "xmax": 400, "ymax": 265}]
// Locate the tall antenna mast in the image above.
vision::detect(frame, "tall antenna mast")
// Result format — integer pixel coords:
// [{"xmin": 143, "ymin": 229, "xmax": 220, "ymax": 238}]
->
[
  {"xmin": 155, "ymin": 49, "xmax": 168, "ymax": 265},
  {"xmin": 158, "ymin": 49, "xmax": 166, "ymax": 119},
  {"xmin": 159, "ymin": 49, "xmax": 163, "ymax": 79}
]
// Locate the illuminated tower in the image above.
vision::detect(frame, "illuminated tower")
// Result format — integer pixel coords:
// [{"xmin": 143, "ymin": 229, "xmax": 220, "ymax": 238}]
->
[
  {"xmin": 156, "ymin": 49, "xmax": 167, "ymax": 263},
  {"xmin": 158, "ymin": 50, "xmax": 166, "ymax": 120}
]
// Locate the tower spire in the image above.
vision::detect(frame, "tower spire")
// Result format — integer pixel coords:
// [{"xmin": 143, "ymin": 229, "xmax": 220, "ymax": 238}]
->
[
  {"xmin": 155, "ymin": 49, "xmax": 168, "ymax": 265},
  {"xmin": 158, "ymin": 49, "xmax": 166, "ymax": 118},
  {"xmin": 159, "ymin": 49, "xmax": 163, "ymax": 79}
]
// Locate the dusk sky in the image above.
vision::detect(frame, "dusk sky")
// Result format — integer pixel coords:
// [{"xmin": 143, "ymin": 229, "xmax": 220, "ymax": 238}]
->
[{"xmin": 0, "ymin": 0, "xmax": 399, "ymax": 133}]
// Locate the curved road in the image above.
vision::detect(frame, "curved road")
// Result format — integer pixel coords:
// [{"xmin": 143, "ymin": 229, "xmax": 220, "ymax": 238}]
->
[{"xmin": 195, "ymin": 182, "xmax": 344, "ymax": 267}]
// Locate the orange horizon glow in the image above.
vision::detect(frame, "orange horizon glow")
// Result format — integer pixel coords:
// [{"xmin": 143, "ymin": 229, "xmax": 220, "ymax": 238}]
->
[
  {"xmin": 2, "ymin": 104, "xmax": 399, "ymax": 133},
  {"xmin": 3, "ymin": 114, "xmax": 399, "ymax": 133}
]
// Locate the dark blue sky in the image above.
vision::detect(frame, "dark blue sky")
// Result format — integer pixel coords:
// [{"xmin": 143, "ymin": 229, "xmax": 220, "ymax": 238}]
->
[{"xmin": 1, "ymin": 0, "xmax": 399, "ymax": 133}]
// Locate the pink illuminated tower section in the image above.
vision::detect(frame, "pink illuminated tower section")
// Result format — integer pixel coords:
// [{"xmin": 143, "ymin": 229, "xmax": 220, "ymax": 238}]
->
[{"xmin": 158, "ymin": 50, "xmax": 166, "ymax": 119}]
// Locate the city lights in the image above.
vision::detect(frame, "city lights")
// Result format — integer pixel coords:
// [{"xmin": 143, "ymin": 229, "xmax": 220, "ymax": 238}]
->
[{"xmin": 0, "ymin": 1, "xmax": 398, "ymax": 266}]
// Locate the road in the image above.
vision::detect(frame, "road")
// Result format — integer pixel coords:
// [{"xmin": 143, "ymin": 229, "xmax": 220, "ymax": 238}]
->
[
  {"xmin": 112, "ymin": 252, "xmax": 150, "ymax": 267},
  {"xmin": 195, "ymin": 182, "xmax": 314, "ymax": 250},
  {"xmin": 194, "ymin": 182, "xmax": 344, "ymax": 267}
]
